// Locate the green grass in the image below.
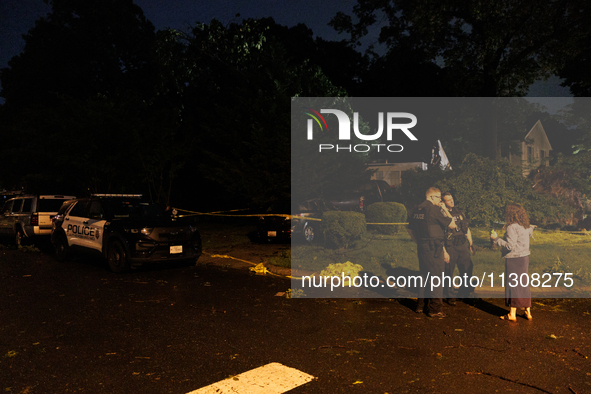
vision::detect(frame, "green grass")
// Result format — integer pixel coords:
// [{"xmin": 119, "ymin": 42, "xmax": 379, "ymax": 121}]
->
[
  {"xmin": 269, "ymin": 249, "xmax": 291, "ymax": 268},
  {"xmin": 292, "ymin": 227, "xmax": 591, "ymax": 288}
]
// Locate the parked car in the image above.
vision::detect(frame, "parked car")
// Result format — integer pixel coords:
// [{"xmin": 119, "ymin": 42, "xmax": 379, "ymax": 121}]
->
[
  {"xmin": 256, "ymin": 199, "xmax": 332, "ymax": 244},
  {"xmin": 51, "ymin": 194, "xmax": 201, "ymax": 272},
  {"xmin": 256, "ymin": 202, "xmax": 295, "ymax": 243},
  {"xmin": 0, "ymin": 194, "xmax": 76, "ymax": 246},
  {"xmin": 325, "ymin": 180, "xmax": 395, "ymax": 212},
  {"xmin": 291, "ymin": 198, "xmax": 335, "ymax": 243}
]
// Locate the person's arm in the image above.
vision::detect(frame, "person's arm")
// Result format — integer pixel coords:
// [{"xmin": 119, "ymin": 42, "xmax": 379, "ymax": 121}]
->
[
  {"xmin": 407, "ymin": 228, "xmax": 418, "ymax": 243},
  {"xmin": 437, "ymin": 203, "xmax": 456, "ymax": 229},
  {"xmin": 494, "ymin": 225, "xmax": 518, "ymax": 250},
  {"xmin": 443, "ymin": 246, "xmax": 450, "ymax": 263},
  {"xmin": 466, "ymin": 228, "xmax": 475, "ymax": 253}
]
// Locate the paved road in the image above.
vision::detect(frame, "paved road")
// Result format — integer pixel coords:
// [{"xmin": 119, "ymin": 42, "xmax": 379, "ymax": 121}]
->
[{"xmin": 1, "ymin": 247, "xmax": 590, "ymax": 394}]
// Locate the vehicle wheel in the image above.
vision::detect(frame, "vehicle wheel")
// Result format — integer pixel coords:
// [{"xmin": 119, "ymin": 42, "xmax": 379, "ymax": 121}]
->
[
  {"xmin": 53, "ymin": 235, "xmax": 71, "ymax": 262},
  {"xmin": 303, "ymin": 224, "xmax": 315, "ymax": 243},
  {"xmin": 15, "ymin": 229, "xmax": 24, "ymax": 247},
  {"xmin": 107, "ymin": 241, "xmax": 130, "ymax": 273}
]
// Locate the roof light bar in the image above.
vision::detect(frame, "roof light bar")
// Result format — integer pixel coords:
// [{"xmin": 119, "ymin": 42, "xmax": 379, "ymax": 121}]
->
[{"xmin": 92, "ymin": 194, "xmax": 143, "ymax": 198}]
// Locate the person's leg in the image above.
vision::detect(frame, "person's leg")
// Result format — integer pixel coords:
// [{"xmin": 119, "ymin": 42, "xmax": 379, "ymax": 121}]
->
[
  {"xmin": 444, "ymin": 245, "xmax": 458, "ymax": 305},
  {"xmin": 500, "ymin": 307, "xmax": 517, "ymax": 321},
  {"xmin": 416, "ymin": 249, "xmax": 426, "ymax": 313},
  {"xmin": 509, "ymin": 307, "xmax": 517, "ymax": 319},
  {"xmin": 424, "ymin": 247, "xmax": 445, "ymax": 316},
  {"xmin": 455, "ymin": 245, "xmax": 474, "ymax": 299},
  {"xmin": 525, "ymin": 307, "xmax": 532, "ymax": 320}
]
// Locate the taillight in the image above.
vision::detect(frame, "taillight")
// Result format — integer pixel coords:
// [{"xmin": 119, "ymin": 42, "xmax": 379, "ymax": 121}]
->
[{"xmin": 30, "ymin": 213, "xmax": 38, "ymax": 226}]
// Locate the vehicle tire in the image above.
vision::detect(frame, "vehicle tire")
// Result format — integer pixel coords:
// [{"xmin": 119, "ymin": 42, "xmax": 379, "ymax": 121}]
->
[
  {"xmin": 15, "ymin": 229, "xmax": 24, "ymax": 247},
  {"xmin": 107, "ymin": 240, "xmax": 130, "ymax": 273},
  {"xmin": 303, "ymin": 224, "xmax": 315, "ymax": 243},
  {"xmin": 53, "ymin": 235, "xmax": 71, "ymax": 262}
]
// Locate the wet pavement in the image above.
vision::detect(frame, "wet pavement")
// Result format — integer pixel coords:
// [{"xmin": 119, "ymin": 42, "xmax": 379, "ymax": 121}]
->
[{"xmin": 1, "ymin": 246, "xmax": 590, "ymax": 394}]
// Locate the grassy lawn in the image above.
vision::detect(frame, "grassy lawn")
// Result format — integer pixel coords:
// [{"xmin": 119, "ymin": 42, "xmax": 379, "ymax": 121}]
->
[{"xmin": 292, "ymin": 227, "xmax": 591, "ymax": 290}]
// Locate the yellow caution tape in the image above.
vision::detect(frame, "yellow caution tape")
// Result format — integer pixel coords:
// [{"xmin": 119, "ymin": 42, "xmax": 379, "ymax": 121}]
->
[
  {"xmin": 250, "ymin": 263, "xmax": 270, "ymax": 275},
  {"xmin": 177, "ymin": 207, "xmax": 291, "ymax": 219},
  {"xmin": 366, "ymin": 222, "xmax": 408, "ymax": 225},
  {"xmin": 173, "ymin": 205, "xmax": 409, "ymax": 225},
  {"xmin": 204, "ymin": 252, "xmax": 302, "ymax": 279}
]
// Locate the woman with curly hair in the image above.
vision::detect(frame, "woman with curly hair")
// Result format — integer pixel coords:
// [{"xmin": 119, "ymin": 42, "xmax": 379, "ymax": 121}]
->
[{"xmin": 490, "ymin": 203, "xmax": 535, "ymax": 322}]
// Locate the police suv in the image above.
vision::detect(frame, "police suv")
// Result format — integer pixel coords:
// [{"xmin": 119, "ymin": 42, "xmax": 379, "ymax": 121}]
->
[{"xmin": 51, "ymin": 194, "xmax": 201, "ymax": 272}]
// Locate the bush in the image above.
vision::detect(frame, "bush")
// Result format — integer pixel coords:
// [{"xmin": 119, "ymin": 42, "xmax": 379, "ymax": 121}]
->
[
  {"xmin": 322, "ymin": 211, "xmax": 367, "ymax": 248},
  {"xmin": 365, "ymin": 202, "xmax": 408, "ymax": 234},
  {"xmin": 399, "ymin": 153, "xmax": 573, "ymax": 226}
]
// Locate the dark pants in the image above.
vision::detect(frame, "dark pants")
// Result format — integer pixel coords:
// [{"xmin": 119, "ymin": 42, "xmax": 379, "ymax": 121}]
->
[
  {"xmin": 444, "ymin": 241, "xmax": 474, "ymax": 300},
  {"xmin": 417, "ymin": 240, "xmax": 445, "ymax": 314}
]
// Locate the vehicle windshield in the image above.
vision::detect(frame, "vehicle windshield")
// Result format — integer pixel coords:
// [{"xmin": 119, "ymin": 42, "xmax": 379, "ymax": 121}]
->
[
  {"xmin": 38, "ymin": 198, "xmax": 69, "ymax": 213},
  {"xmin": 105, "ymin": 200, "xmax": 167, "ymax": 219}
]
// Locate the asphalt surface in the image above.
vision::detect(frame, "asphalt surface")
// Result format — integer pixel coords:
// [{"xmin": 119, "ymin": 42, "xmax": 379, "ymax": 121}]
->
[{"xmin": 1, "ymin": 244, "xmax": 591, "ymax": 394}]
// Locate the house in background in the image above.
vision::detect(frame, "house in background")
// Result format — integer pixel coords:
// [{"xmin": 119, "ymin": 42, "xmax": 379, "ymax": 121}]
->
[
  {"xmin": 365, "ymin": 119, "xmax": 552, "ymax": 186},
  {"xmin": 366, "ymin": 140, "xmax": 451, "ymax": 187},
  {"xmin": 500, "ymin": 120, "xmax": 552, "ymax": 176}
]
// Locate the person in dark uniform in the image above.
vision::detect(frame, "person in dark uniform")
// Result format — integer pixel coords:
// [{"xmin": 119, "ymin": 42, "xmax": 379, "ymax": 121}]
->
[
  {"xmin": 407, "ymin": 187, "xmax": 456, "ymax": 318},
  {"xmin": 442, "ymin": 192, "xmax": 475, "ymax": 305}
]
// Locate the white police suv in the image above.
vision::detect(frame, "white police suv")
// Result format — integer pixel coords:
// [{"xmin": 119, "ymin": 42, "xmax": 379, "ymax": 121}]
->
[{"xmin": 51, "ymin": 194, "xmax": 201, "ymax": 272}]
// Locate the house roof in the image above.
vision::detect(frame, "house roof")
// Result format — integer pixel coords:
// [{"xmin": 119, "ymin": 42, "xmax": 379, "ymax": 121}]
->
[{"xmin": 524, "ymin": 120, "xmax": 553, "ymax": 151}]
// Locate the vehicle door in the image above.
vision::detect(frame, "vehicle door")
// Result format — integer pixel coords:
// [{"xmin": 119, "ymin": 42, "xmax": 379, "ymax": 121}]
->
[
  {"xmin": 64, "ymin": 200, "xmax": 90, "ymax": 248},
  {"xmin": 10, "ymin": 198, "xmax": 25, "ymax": 231},
  {"xmin": 81, "ymin": 200, "xmax": 107, "ymax": 252},
  {"xmin": 0, "ymin": 199, "xmax": 15, "ymax": 235},
  {"xmin": 66, "ymin": 200, "xmax": 106, "ymax": 251},
  {"xmin": 21, "ymin": 198, "xmax": 34, "ymax": 224}
]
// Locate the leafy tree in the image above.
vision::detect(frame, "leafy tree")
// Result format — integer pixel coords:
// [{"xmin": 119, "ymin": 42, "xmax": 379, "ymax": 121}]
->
[
  {"xmin": 331, "ymin": 0, "xmax": 591, "ymax": 159},
  {"xmin": 556, "ymin": 17, "xmax": 591, "ymax": 96},
  {"xmin": 291, "ymin": 97, "xmax": 375, "ymax": 203},
  {"xmin": 354, "ymin": 42, "xmax": 451, "ymax": 97},
  {"xmin": 537, "ymin": 98, "xmax": 591, "ymax": 218},
  {"xmin": 178, "ymin": 18, "xmax": 352, "ymax": 206},
  {"xmin": 0, "ymin": 0, "xmax": 155, "ymax": 108},
  {"xmin": 399, "ymin": 154, "xmax": 572, "ymax": 226},
  {"xmin": 0, "ymin": 1, "xmax": 191, "ymax": 204},
  {"xmin": 0, "ymin": 4, "xmax": 368, "ymax": 207}
]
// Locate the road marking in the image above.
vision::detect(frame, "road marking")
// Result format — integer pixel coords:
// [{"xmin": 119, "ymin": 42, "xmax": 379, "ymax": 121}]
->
[{"xmin": 186, "ymin": 362, "xmax": 315, "ymax": 394}]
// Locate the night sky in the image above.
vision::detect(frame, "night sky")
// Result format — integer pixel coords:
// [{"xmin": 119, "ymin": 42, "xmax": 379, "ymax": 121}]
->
[
  {"xmin": 0, "ymin": 0, "xmax": 573, "ymax": 105},
  {"xmin": 1, "ymin": 0, "xmax": 356, "ymax": 80}
]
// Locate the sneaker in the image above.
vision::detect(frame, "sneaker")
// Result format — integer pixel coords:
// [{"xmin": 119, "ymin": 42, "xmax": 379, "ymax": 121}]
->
[{"xmin": 426, "ymin": 312, "xmax": 446, "ymax": 318}]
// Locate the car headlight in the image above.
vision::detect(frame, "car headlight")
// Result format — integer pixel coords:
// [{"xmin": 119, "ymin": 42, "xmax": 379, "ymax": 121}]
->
[{"xmin": 141, "ymin": 227, "xmax": 153, "ymax": 236}]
